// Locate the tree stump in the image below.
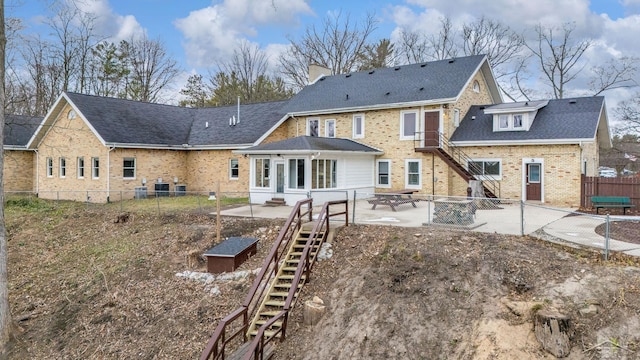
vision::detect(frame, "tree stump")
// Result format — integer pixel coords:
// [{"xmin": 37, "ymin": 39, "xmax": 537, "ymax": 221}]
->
[
  {"xmin": 534, "ymin": 309, "xmax": 574, "ymax": 357},
  {"xmin": 303, "ymin": 296, "xmax": 326, "ymax": 326}
]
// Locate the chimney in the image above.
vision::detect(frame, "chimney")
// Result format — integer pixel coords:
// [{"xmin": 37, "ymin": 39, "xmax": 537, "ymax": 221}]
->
[{"xmin": 308, "ymin": 63, "xmax": 332, "ymax": 84}]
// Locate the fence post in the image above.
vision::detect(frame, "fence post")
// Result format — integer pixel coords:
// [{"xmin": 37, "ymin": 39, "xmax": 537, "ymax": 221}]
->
[
  {"xmin": 197, "ymin": 193, "xmax": 202, "ymax": 212},
  {"xmin": 352, "ymin": 190, "xmax": 357, "ymax": 225},
  {"xmin": 156, "ymin": 194, "xmax": 161, "ymax": 215},
  {"xmin": 249, "ymin": 192, "xmax": 254, "ymax": 218},
  {"xmin": 604, "ymin": 215, "xmax": 610, "ymax": 261},
  {"xmin": 520, "ymin": 200, "xmax": 525, "ymax": 236},
  {"xmin": 120, "ymin": 191, "xmax": 123, "ymax": 212},
  {"xmin": 427, "ymin": 195, "xmax": 431, "ymax": 224}
]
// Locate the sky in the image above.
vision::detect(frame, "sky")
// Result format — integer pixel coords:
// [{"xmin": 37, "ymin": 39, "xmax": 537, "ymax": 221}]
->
[{"xmin": 7, "ymin": 0, "xmax": 640, "ymax": 116}]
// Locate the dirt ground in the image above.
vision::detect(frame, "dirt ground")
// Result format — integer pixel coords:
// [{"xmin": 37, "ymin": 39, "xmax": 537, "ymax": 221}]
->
[{"xmin": 6, "ymin": 202, "xmax": 640, "ymax": 359}]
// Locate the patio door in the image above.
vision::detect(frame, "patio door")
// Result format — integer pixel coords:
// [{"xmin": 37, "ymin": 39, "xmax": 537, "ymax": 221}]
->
[
  {"xmin": 275, "ymin": 161, "xmax": 285, "ymax": 194},
  {"xmin": 424, "ymin": 111, "xmax": 439, "ymax": 147},
  {"xmin": 526, "ymin": 163, "xmax": 541, "ymax": 201}
]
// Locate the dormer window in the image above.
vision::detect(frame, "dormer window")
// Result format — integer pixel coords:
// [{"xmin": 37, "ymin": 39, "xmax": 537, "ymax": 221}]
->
[{"xmin": 495, "ymin": 113, "xmax": 527, "ymax": 131}]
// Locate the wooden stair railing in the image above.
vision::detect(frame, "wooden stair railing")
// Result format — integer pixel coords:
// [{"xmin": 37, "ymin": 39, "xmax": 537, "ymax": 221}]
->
[
  {"xmin": 243, "ymin": 199, "xmax": 348, "ymax": 360},
  {"xmin": 415, "ymin": 131, "xmax": 500, "ymax": 198},
  {"xmin": 199, "ymin": 198, "xmax": 313, "ymax": 360},
  {"xmin": 200, "ymin": 199, "xmax": 349, "ymax": 360}
]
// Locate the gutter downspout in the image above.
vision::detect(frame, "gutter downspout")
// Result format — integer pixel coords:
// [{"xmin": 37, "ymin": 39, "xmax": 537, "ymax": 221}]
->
[
  {"xmin": 34, "ymin": 149, "xmax": 39, "ymax": 195},
  {"xmin": 107, "ymin": 146, "xmax": 115, "ymax": 202}
]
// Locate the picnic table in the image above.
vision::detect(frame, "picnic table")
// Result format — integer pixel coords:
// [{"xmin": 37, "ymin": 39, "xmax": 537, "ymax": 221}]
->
[{"xmin": 367, "ymin": 189, "xmax": 419, "ymax": 211}]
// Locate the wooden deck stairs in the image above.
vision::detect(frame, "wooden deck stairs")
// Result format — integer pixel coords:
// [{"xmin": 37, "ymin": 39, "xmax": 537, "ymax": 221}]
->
[{"xmin": 246, "ymin": 225, "xmax": 325, "ymax": 339}]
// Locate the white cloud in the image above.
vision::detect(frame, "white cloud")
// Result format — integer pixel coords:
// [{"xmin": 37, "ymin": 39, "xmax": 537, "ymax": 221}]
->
[
  {"xmin": 69, "ymin": 0, "xmax": 146, "ymax": 41},
  {"xmin": 174, "ymin": 0, "xmax": 313, "ymax": 68}
]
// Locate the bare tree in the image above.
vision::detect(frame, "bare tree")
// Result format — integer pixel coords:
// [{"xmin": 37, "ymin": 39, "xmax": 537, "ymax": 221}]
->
[
  {"xmin": 461, "ymin": 16, "xmax": 527, "ymax": 100},
  {"xmin": 427, "ymin": 17, "xmax": 458, "ymax": 61},
  {"xmin": 527, "ymin": 22, "xmax": 591, "ymax": 99},
  {"xmin": 279, "ymin": 11, "xmax": 377, "ymax": 89},
  {"xmin": 589, "ymin": 56, "xmax": 638, "ymax": 96},
  {"xmin": 0, "ymin": 2, "xmax": 10, "ymax": 359},
  {"xmin": 222, "ymin": 41, "xmax": 269, "ymax": 102},
  {"xmin": 121, "ymin": 36, "xmax": 180, "ymax": 102},
  {"xmin": 396, "ymin": 29, "xmax": 430, "ymax": 64},
  {"xmin": 615, "ymin": 94, "xmax": 640, "ymax": 134},
  {"xmin": 358, "ymin": 38, "xmax": 396, "ymax": 70},
  {"xmin": 20, "ymin": 34, "xmax": 63, "ymax": 115}
]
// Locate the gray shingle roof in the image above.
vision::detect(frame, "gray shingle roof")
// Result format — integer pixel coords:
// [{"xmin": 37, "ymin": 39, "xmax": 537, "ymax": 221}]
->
[
  {"xmin": 5, "ymin": 114, "xmax": 42, "ymax": 147},
  {"xmin": 449, "ymin": 96, "xmax": 605, "ymax": 143},
  {"xmin": 65, "ymin": 92, "xmax": 287, "ymax": 147},
  {"xmin": 238, "ymin": 136, "xmax": 383, "ymax": 154},
  {"xmin": 285, "ymin": 55, "xmax": 488, "ymax": 114}
]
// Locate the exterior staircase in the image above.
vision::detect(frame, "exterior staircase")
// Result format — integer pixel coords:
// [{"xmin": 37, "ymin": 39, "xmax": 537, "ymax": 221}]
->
[
  {"xmin": 415, "ymin": 132, "xmax": 500, "ymax": 198},
  {"xmin": 200, "ymin": 199, "xmax": 349, "ymax": 360},
  {"xmin": 246, "ymin": 226, "xmax": 324, "ymax": 339}
]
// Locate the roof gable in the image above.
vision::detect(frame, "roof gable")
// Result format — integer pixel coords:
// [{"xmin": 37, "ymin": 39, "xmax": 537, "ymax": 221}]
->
[
  {"xmin": 5, "ymin": 114, "xmax": 42, "ymax": 148},
  {"xmin": 237, "ymin": 136, "xmax": 383, "ymax": 154},
  {"xmin": 285, "ymin": 55, "xmax": 498, "ymax": 114}
]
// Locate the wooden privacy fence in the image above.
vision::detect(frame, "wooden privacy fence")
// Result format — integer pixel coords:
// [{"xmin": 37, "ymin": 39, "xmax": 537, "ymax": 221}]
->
[{"xmin": 581, "ymin": 175, "xmax": 640, "ymax": 209}]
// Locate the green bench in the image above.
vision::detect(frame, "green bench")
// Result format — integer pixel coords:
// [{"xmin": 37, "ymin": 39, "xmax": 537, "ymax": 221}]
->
[{"xmin": 591, "ymin": 196, "xmax": 635, "ymax": 215}]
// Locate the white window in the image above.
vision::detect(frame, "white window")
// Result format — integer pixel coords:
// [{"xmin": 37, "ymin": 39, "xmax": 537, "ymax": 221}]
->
[
  {"xmin": 77, "ymin": 157, "xmax": 84, "ymax": 178},
  {"xmin": 495, "ymin": 113, "xmax": 527, "ymax": 131},
  {"xmin": 325, "ymin": 119, "xmax": 336, "ymax": 138},
  {"xmin": 230, "ymin": 158, "xmax": 239, "ymax": 179},
  {"xmin": 307, "ymin": 118, "xmax": 319, "ymax": 137},
  {"xmin": 499, "ymin": 115, "xmax": 509, "ymax": 129},
  {"xmin": 453, "ymin": 108, "xmax": 460, "ymax": 127},
  {"xmin": 377, "ymin": 160, "xmax": 391, "ymax": 188},
  {"xmin": 405, "ymin": 159, "xmax": 421, "ymax": 188},
  {"xmin": 473, "ymin": 80, "xmax": 480, "ymax": 93},
  {"xmin": 288, "ymin": 158, "xmax": 305, "ymax": 189},
  {"xmin": 123, "ymin": 158, "xmax": 136, "ymax": 179},
  {"xmin": 92, "ymin": 157, "xmax": 99, "ymax": 179},
  {"xmin": 312, "ymin": 159, "xmax": 337, "ymax": 189},
  {"xmin": 59, "ymin": 158, "xmax": 66, "ymax": 178},
  {"xmin": 468, "ymin": 159, "xmax": 502, "ymax": 180},
  {"xmin": 400, "ymin": 110, "xmax": 418, "ymax": 140},
  {"xmin": 254, "ymin": 158, "xmax": 270, "ymax": 188},
  {"xmin": 353, "ymin": 114, "xmax": 365, "ymax": 138},
  {"xmin": 46, "ymin": 157, "xmax": 53, "ymax": 177}
]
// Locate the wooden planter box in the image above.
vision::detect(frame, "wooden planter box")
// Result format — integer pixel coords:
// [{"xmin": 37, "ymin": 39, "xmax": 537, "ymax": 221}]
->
[{"xmin": 203, "ymin": 237, "xmax": 259, "ymax": 274}]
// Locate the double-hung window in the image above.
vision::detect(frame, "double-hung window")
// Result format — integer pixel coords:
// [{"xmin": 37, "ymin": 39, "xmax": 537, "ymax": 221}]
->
[
  {"xmin": 405, "ymin": 159, "xmax": 421, "ymax": 188},
  {"xmin": 123, "ymin": 158, "xmax": 136, "ymax": 179},
  {"xmin": 353, "ymin": 114, "xmax": 364, "ymax": 138},
  {"xmin": 400, "ymin": 111, "xmax": 418, "ymax": 140},
  {"xmin": 230, "ymin": 159, "xmax": 239, "ymax": 179},
  {"xmin": 59, "ymin": 158, "xmax": 66, "ymax": 178},
  {"xmin": 307, "ymin": 118, "xmax": 319, "ymax": 137},
  {"xmin": 377, "ymin": 160, "xmax": 391, "ymax": 187},
  {"xmin": 311, "ymin": 159, "xmax": 337, "ymax": 189},
  {"xmin": 46, "ymin": 157, "xmax": 53, "ymax": 177},
  {"xmin": 77, "ymin": 157, "xmax": 85, "ymax": 178},
  {"xmin": 288, "ymin": 159, "xmax": 305, "ymax": 189},
  {"xmin": 325, "ymin": 119, "xmax": 336, "ymax": 138},
  {"xmin": 468, "ymin": 159, "xmax": 502, "ymax": 180},
  {"xmin": 92, "ymin": 157, "xmax": 100, "ymax": 179}
]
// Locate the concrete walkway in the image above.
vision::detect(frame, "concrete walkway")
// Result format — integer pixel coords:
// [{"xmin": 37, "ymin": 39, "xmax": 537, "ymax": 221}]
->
[{"xmin": 220, "ymin": 199, "xmax": 640, "ymax": 257}]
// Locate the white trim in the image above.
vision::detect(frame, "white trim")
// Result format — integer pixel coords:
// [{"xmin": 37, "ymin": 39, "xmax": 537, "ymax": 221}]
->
[
  {"xmin": 287, "ymin": 97, "xmax": 458, "ymax": 117},
  {"xmin": 376, "ymin": 159, "xmax": 391, "ymax": 188},
  {"xmin": 400, "ymin": 110, "xmax": 419, "ymax": 140},
  {"xmin": 77, "ymin": 156, "xmax": 85, "ymax": 179},
  {"xmin": 467, "ymin": 158, "xmax": 502, "ymax": 181},
  {"xmin": 325, "ymin": 119, "xmax": 336, "ymax": 138},
  {"xmin": 521, "ymin": 158, "xmax": 545, "ymax": 203},
  {"xmin": 123, "ymin": 157, "xmax": 136, "ymax": 179},
  {"xmin": 91, "ymin": 157, "xmax": 100, "ymax": 179},
  {"xmin": 59, "ymin": 157, "xmax": 66, "ymax": 178},
  {"xmin": 451, "ymin": 138, "xmax": 595, "ymax": 147},
  {"xmin": 46, "ymin": 157, "xmax": 53, "ymax": 178},
  {"xmin": 229, "ymin": 158, "xmax": 239, "ymax": 180},
  {"xmin": 453, "ymin": 108, "xmax": 460, "ymax": 127},
  {"xmin": 352, "ymin": 113, "xmax": 365, "ymax": 139},
  {"xmin": 405, "ymin": 158, "xmax": 422, "ymax": 189},
  {"xmin": 306, "ymin": 118, "xmax": 319, "ymax": 137}
]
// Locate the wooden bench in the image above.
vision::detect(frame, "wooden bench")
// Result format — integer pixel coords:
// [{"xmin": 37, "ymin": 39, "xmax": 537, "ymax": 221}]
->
[
  {"xmin": 591, "ymin": 196, "xmax": 635, "ymax": 215},
  {"xmin": 367, "ymin": 190, "xmax": 419, "ymax": 212}
]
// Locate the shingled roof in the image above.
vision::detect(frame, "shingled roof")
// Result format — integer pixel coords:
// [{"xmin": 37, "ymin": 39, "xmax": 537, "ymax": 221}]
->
[
  {"xmin": 285, "ymin": 55, "xmax": 500, "ymax": 114},
  {"xmin": 449, "ymin": 96, "xmax": 608, "ymax": 145},
  {"xmin": 237, "ymin": 136, "xmax": 383, "ymax": 154},
  {"xmin": 5, "ymin": 114, "xmax": 42, "ymax": 149},
  {"xmin": 45, "ymin": 93, "xmax": 289, "ymax": 149}
]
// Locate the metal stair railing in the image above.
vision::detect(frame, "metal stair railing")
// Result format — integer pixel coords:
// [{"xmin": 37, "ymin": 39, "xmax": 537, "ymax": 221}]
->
[
  {"xmin": 199, "ymin": 198, "xmax": 313, "ymax": 360},
  {"xmin": 415, "ymin": 131, "xmax": 501, "ymax": 198}
]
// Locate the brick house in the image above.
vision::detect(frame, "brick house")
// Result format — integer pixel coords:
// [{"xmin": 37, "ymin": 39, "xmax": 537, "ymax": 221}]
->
[
  {"xmin": 23, "ymin": 55, "xmax": 610, "ymax": 206},
  {"xmin": 27, "ymin": 92, "xmax": 288, "ymax": 202},
  {"xmin": 4, "ymin": 115, "xmax": 41, "ymax": 192}
]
